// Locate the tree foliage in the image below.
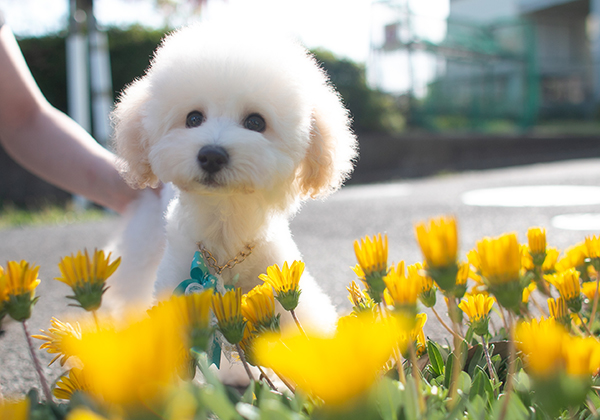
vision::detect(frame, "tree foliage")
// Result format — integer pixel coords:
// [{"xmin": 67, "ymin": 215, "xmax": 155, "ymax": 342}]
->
[{"xmin": 17, "ymin": 28, "xmax": 402, "ymax": 134}]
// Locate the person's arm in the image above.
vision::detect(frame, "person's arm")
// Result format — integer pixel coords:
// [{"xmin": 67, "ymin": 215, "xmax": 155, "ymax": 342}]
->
[{"xmin": 0, "ymin": 23, "xmax": 139, "ymax": 214}]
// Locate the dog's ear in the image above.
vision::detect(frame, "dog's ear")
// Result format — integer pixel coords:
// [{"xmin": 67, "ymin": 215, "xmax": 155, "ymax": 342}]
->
[
  {"xmin": 296, "ymin": 84, "xmax": 358, "ymax": 199},
  {"xmin": 111, "ymin": 78, "xmax": 159, "ymax": 189}
]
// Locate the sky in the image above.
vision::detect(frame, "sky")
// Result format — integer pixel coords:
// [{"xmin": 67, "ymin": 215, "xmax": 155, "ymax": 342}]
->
[{"xmin": 0, "ymin": 0, "xmax": 449, "ymax": 65}]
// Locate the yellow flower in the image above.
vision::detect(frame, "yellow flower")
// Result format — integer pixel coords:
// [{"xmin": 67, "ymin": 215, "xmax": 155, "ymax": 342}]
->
[
  {"xmin": 459, "ymin": 294, "xmax": 494, "ymax": 323},
  {"xmin": 254, "ymin": 313, "xmax": 400, "ymax": 405},
  {"xmin": 563, "ymin": 336, "xmax": 600, "ymax": 377},
  {"xmin": 516, "ymin": 317, "xmax": 600, "ymax": 412},
  {"xmin": 259, "ymin": 261, "xmax": 304, "ymax": 311},
  {"xmin": 543, "ymin": 248, "xmax": 559, "ymax": 271},
  {"xmin": 238, "ymin": 324, "xmax": 259, "ymax": 366},
  {"xmin": 353, "ymin": 234, "xmax": 388, "ymax": 302},
  {"xmin": 212, "ymin": 288, "xmax": 246, "ymax": 344},
  {"xmin": 346, "ymin": 280, "xmax": 374, "ymax": 314},
  {"xmin": 383, "ymin": 262, "xmax": 419, "ymax": 316},
  {"xmin": 474, "ymin": 233, "xmax": 523, "ymax": 312},
  {"xmin": 168, "ymin": 290, "xmax": 212, "ymax": 331},
  {"xmin": 407, "ymin": 262, "xmax": 436, "ymax": 308},
  {"xmin": 517, "ymin": 317, "xmax": 600, "ymax": 378},
  {"xmin": 522, "ymin": 246, "xmax": 559, "ymax": 272},
  {"xmin": 65, "ymin": 408, "xmax": 112, "ymax": 420},
  {"xmin": 582, "ymin": 281, "xmax": 599, "ymax": 301},
  {"xmin": 515, "ymin": 317, "xmax": 565, "ymax": 377},
  {"xmin": 522, "ymin": 282, "xmax": 537, "ymax": 304},
  {"xmin": 458, "ymin": 294, "xmax": 494, "ymax": 336},
  {"xmin": 0, "ymin": 398, "xmax": 29, "ymax": 420},
  {"xmin": 527, "ymin": 227, "xmax": 546, "ymax": 256},
  {"xmin": 3, "ymin": 260, "xmax": 41, "ymax": 321},
  {"xmin": 415, "ymin": 216, "xmax": 459, "ymax": 293},
  {"xmin": 415, "ymin": 216, "xmax": 458, "ymax": 269},
  {"xmin": 56, "ymin": 249, "xmax": 120, "ymax": 288},
  {"xmin": 66, "ymin": 407, "xmax": 114, "ymax": 420},
  {"xmin": 556, "ymin": 243, "xmax": 588, "ymax": 272},
  {"xmin": 476, "ymin": 233, "xmax": 521, "ymax": 284},
  {"xmin": 398, "ymin": 312, "xmax": 428, "ymax": 358},
  {"xmin": 548, "ymin": 297, "xmax": 571, "ymax": 328},
  {"xmin": 165, "ymin": 290, "xmax": 213, "ymax": 351},
  {"xmin": 32, "ymin": 317, "xmax": 81, "ymax": 366},
  {"xmin": 4, "ymin": 260, "xmax": 40, "ymax": 296},
  {"xmin": 64, "ymin": 305, "xmax": 185, "ymax": 406},
  {"xmin": 353, "ymin": 233, "xmax": 388, "ymax": 277},
  {"xmin": 585, "ymin": 235, "xmax": 600, "ymax": 259},
  {"xmin": 53, "ymin": 368, "xmax": 93, "ymax": 400},
  {"xmin": 0, "ymin": 265, "xmax": 6, "ymax": 303},
  {"xmin": 452, "ymin": 261, "xmax": 471, "ymax": 298},
  {"xmin": 545, "ymin": 268, "xmax": 582, "ymax": 313},
  {"xmin": 242, "ymin": 283, "xmax": 280, "ymax": 332},
  {"xmin": 56, "ymin": 249, "xmax": 121, "ymax": 311}
]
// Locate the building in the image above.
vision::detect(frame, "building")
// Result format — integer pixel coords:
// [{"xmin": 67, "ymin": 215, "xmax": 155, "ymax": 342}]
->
[{"xmin": 369, "ymin": 0, "xmax": 600, "ymax": 128}]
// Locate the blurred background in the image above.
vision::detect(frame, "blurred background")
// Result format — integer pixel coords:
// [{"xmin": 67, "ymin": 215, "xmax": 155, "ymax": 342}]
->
[{"xmin": 2, "ymin": 0, "xmax": 600, "ymax": 208}]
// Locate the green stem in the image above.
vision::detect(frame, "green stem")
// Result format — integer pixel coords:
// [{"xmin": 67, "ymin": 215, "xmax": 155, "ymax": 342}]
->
[
  {"xmin": 235, "ymin": 343, "xmax": 255, "ymax": 383},
  {"xmin": 578, "ymin": 312, "xmax": 593, "ymax": 336},
  {"xmin": 447, "ymin": 299, "xmax": 464, "ymax": 409},
  {"xmin": 274, "ymin": 372, "xmax": 296, "ymax": 393},
  {"xmin": 498, "ymin": 313, "xmax": 516, "ymax": 420},
  {"xmin": 481, "ymin": 335, "xmax": 498, "ymax": 393},
  {"xmin": 92, "ymin": 310, "xmax": 100, "ymax": 331},
  {"xmin": 432, "ymin": 306, "xmax": 463, "ymax": 342},
  {"xmin": 22, "ymin": 321, "xmax": 53, "ymax": 402},
  {"xmin": 396, "ymin": 350, "xmax": 406, "ymax": 385},
  {"xmin": 257, "ymin": 366, "xmax": 277, "ymax": 391},
  {"xmin": 290, "ymin": 309, "xmax": 307, "ymax": 339},
  {"xmin": 409, "ymin": 342, "xmax": 425, "ymax": 414}
]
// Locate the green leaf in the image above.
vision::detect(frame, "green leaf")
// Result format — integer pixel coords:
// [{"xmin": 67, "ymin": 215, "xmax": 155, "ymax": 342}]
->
[
  {"xmin": 256, "ymin": 399, "xmax": 304, "ymax": 420},
  {"xmin": 467, "ymin": 344, "xmax": 485, "ymax": 376},
  {"xmin": 241, "ymin": 382, "xmax": 255, "ymax": 404},
  {"xmin": 465, "ymin": 395, "xmax": 487, "ymax": 420},
  {"xmin": 459, "ymin": 339, "xmax": 469, "ymax": 367},
  {"xmin": 457, "ymin": 371, "xmax": 472, "ymax": 396},
  {"xmin": 403, "ymin": 376, "xmax": 420, "ymax": 420},
  {"xmin": 469, "ymin": 366, "xmax": 492, "ymax": 403},
  {"xmin": 465, "ymin": 325, "xmax": 474, "ymax": 344},
  {"xmin": 195, "ymin": 353, "xmax": 243, "ymax": 420},
  {"xmin": 375, "ymin": 377, "xmax": 404, "ymax": 420},
  {"xmin": 491, "ymin": 392, "xmax": 529, "ymax": 420},
  {"xmin": 427, "ymin": 340, "xmax": 445, "ymax": 377},
  {"xmin": 236, "ymin": 402, "xmax": 259, "ymax": 420}
]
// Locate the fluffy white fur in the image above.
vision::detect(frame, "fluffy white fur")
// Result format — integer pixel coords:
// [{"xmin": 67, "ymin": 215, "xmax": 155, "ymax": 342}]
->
[{"xmin": 109, "ymin": 23, "xmax": 357, "ymax": 344}]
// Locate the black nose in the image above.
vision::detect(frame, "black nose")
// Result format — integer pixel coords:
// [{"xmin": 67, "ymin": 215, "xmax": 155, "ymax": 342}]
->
[{"xmin": 197, "ymin": 146, "xmax": 229, "ymax": 174}]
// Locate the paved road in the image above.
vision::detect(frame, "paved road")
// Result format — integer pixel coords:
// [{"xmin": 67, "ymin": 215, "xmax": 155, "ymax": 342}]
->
[{"xmin": 3, "ymin": 157, "xmax": 600, "ymax": 396}]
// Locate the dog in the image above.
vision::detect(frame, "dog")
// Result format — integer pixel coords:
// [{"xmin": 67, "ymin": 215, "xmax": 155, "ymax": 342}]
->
[{"xmin": 108, "ymin": 22, "xmax": 357, "ymax": 353}]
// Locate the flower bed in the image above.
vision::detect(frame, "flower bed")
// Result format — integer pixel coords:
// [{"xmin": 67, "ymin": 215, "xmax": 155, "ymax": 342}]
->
[{"xmin": 1, "ymin": 216, "xmax": 600, "ymax": 420}]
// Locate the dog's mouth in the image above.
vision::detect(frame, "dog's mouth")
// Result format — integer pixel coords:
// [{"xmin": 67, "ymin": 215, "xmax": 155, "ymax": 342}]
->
[
  {"xmin": 199, "ymin": 174, "xmax": 222, "ymax": 188},
  {"xmin": 193, "ymin": 174, "xmax": 256, "ymax": 195}
]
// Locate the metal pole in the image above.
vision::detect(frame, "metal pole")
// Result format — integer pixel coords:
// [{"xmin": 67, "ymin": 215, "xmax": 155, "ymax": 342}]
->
[
  {"xmin": 66, "ymin": 0, "xmax": 91, "ymax": 209},
  {"xmin": 88, "ymin": 7, "xmax": 113, "ymax": 148}
]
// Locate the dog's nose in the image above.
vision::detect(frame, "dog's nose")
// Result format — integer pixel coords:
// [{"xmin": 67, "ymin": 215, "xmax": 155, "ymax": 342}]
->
[{"xmin": 197, "ymin": 146, "xmax": 229, "ymax": 174}]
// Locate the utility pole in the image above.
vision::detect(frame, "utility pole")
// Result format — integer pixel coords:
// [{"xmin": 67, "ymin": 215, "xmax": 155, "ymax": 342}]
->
[{"xmin": 66, "ymin": 0, "xmax": 114, "ymax": 208}]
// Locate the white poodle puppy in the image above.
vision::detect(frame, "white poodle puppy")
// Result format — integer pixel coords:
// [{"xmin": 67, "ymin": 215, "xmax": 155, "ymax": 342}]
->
[{"xmin": 109, "ymin": 23, "xmax": 357, "ymax": 334}]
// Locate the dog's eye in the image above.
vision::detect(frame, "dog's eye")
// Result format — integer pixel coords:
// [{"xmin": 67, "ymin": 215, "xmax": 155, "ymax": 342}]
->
[
  {"xmin": 186, "ymin": 111, "xmax": 204, "ymax": 128},
  {"xmin": 244, "ymin": 114, "xmax": 266, "ymax": 132}
]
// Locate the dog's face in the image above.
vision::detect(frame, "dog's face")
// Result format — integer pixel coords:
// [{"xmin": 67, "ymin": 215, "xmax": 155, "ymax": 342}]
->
[{"xmin": 113, "ymin": 24, "xmax": 357, "ymax": 204}]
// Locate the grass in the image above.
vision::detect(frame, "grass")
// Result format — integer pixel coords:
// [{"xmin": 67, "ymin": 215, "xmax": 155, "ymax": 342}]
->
[{"xmin": 0, "ymin": 203, "xmax": 109, "ymax": 230}]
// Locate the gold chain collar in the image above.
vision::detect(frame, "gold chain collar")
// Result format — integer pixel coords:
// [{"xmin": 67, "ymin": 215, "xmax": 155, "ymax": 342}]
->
[{"xmin": 197, "ymin": 242, "xmax": 255, "ymax": 275}]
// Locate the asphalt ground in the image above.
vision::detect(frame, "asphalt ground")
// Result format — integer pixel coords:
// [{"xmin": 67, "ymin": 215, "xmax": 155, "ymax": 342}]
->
[{"xmin": 3, "ymin": 157, "xmax": 600, "ymax": 397}]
